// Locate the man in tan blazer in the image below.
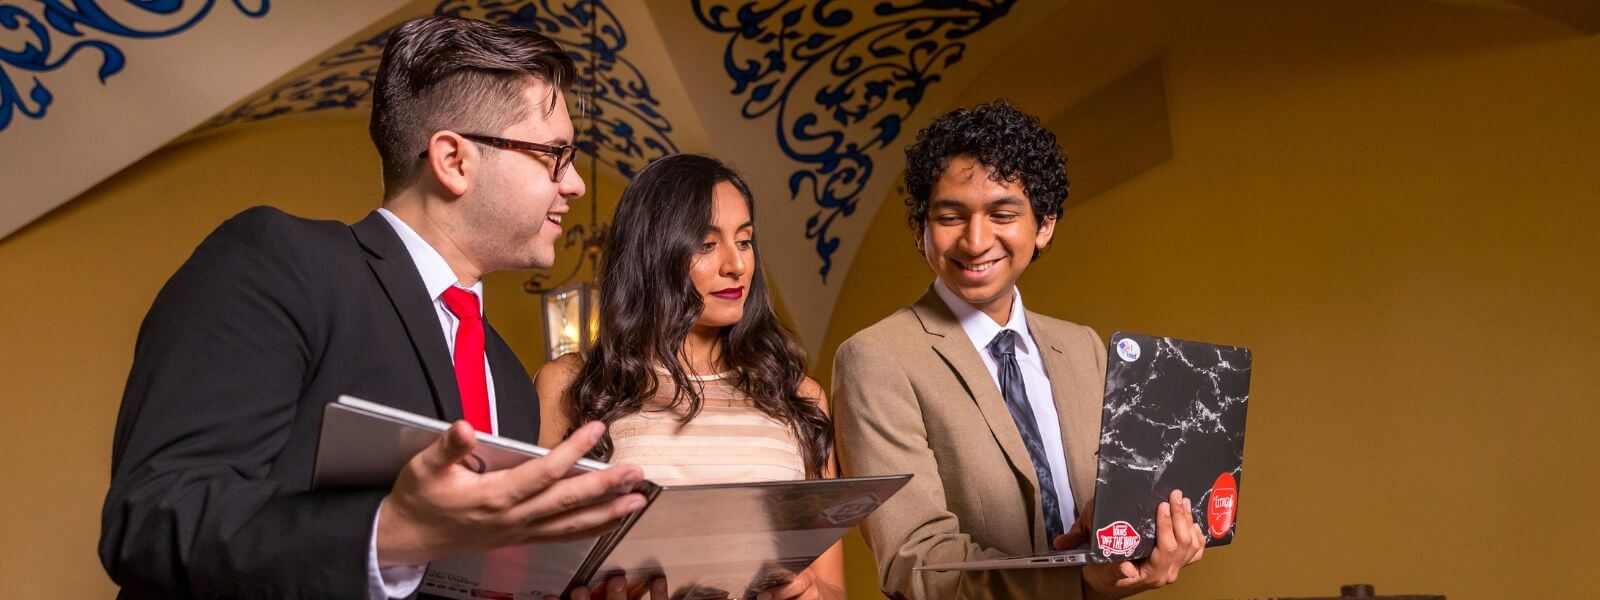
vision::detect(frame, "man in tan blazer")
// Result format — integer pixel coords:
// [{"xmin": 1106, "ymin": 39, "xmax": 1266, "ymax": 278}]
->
[{"xmin": 834, "ymin": 100, "xmax": 1205, "ymax": 599}]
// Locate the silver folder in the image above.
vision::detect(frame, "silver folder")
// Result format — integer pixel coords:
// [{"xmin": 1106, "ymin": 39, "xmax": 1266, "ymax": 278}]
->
[{"xmin": 314, "ymin": 396, "xmax": 910, "ymax": 599}]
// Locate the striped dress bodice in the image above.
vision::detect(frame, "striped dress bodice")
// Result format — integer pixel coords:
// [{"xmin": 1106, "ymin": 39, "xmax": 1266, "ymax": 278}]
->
[{"xmin": 607, "ymin": 368, "xmax": 805, "ymax": 485}]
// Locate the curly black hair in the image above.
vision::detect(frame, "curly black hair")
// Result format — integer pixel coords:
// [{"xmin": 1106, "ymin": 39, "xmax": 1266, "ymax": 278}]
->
[{"xmin": 903, "ymin": 99, "xmax": 1068, "ymax": 257}]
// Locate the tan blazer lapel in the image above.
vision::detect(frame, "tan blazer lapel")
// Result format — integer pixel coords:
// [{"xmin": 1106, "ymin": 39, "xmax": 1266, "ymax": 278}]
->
[
  {"xmin": 1029, "ymin": 312, "xmax": 1102, "ymax": 515},
  {"xmin": 911, "ymin": 289, "xmax": 1043, "ymax": 505}
]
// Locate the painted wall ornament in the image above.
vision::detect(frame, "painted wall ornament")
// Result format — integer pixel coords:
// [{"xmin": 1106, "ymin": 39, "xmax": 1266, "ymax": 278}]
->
[
  {"xmin": 200, "ymin": 0, "xmax": 677, "ymax": 179},
  {"xmin": 0, "ymin": 0, "xmax": 271, "ymax": 133},
  {"xmin": 437, "ymin": 0, "xmax": 678, "ymax": 178},
  {"xmin": 202, "ymin": 27, "xmax": 386, "ymax": 129},
  {"xmin": 691, "ymin": 0, "xmax": 1016, "ymax": 282}
]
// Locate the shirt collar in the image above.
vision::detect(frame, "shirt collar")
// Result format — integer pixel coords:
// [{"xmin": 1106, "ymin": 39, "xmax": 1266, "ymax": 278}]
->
[
  {"xmin": 932, "ymin": 278, "xmax": 1033, "ymax": 355},
  {"xmin": 376, "ymin": 208, "xmax": 485, "ymax": 313}
]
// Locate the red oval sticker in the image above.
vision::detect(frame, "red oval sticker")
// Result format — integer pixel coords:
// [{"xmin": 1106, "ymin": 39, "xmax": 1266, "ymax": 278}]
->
[
  {"xmin": 1207, "ymin": 472, "xmax": 1238, "ymax": 539},
  {"xmin": 1096, "ymin": 520, "xmax": 1141, "ymax": 557}
]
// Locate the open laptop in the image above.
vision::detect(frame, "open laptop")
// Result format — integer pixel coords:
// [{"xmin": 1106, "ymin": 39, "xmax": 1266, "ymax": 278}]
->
[{"xmin": 918, "ymin": 332, "xmax": 1252, "ymax": 571}]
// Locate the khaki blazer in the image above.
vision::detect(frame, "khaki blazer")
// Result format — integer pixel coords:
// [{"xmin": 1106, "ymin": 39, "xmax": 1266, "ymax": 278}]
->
[{"xmin": 834, "ymin": 287, "xmax": 1106, "ymax": 599}]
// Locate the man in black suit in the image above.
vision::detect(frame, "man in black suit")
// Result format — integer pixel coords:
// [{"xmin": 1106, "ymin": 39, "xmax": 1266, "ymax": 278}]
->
[{"xmin": 99, "ymin": 17, "xmax": 646, "ymax": 598}]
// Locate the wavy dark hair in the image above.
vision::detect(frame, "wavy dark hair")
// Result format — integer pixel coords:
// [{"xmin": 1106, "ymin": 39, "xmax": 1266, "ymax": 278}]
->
[
  {"xmin": 903, "ymin": 99, "xmax": 1069, "ymax": 259},
  {"xmin": 566, "ymin": 154, "xmax": 833, "ymax": 477}
]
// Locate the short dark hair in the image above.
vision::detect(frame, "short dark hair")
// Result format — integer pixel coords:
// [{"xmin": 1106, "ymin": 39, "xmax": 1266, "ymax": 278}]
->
[
  {"xmin": 370, "ymin": 16, "xmax": 577, "ymax": 196},
  {"xmin": 902, "ymin": 99, "xmax": 1069, "ymax": 249}
]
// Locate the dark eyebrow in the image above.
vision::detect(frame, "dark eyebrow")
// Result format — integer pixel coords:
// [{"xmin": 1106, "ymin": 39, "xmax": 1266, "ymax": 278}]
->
[
  {"xmin": 707, "ymin": 221, "xmax": 756, "ymax": 234},
  {"xmin": 931, "ymin": 197, "xmax": 1025, "ymax": 211}
]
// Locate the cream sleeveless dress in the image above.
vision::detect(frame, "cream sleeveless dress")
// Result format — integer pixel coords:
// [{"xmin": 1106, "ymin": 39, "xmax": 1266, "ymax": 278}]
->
[{"xmin": 607, "ymin": 368, "xmax": 806, "ymax": 485}]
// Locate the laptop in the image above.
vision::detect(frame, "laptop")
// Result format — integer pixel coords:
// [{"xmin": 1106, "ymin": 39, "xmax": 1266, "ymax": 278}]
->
[{"xmin": 918, "ymin": 331, "xmax": 1252, "ymax": 571}]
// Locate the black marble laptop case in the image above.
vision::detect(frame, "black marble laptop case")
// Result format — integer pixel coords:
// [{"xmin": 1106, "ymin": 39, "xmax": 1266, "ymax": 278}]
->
[{"xmin": 1089, "ymin": 332, "xmax": 1252, "ymax": 563}]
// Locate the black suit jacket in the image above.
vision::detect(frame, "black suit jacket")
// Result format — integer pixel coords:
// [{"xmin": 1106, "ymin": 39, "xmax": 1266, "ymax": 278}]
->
[{"xmin": 100, "ymin": 207, "xmax": 539, "ymax": 598}]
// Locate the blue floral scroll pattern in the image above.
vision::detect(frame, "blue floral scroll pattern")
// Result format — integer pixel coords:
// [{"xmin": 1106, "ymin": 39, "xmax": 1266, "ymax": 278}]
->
[
  {"xmin": 202, "ymin": 0, "xmax": 677, "ymax": 179},
  {"xmin": 0, "ymin": 0, "xmax": 270, "ymax": 133},
  {"xmin": 692, "ymin": 0, "xmax": 1015, "ymax": 282},
  {"xmin": 202, "ymin": 27, "xmax": 387, "ymax": 128},
  {"xmin": 438, "ymin": 0, "xmax": 678, "ymax": 178}
]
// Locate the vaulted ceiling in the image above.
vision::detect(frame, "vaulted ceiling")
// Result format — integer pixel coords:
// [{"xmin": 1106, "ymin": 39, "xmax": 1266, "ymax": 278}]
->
[{"xmin": 2, "ymin": 0, "xmax": 1590, "ymax": 352}]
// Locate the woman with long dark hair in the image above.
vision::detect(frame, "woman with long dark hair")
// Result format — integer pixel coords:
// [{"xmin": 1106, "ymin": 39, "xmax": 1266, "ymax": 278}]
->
[{"xmin": 534, "ymin": 154, "xmax": 842, "ymax": 599}]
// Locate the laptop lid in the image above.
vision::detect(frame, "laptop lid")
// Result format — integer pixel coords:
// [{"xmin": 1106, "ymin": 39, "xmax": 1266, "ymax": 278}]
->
[{"xmin": 1089, "ymin": 332, "xmax": 1252, "ymax": 563}]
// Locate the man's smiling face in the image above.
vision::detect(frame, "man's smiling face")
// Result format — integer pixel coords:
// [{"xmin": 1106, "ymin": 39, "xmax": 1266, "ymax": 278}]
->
[
  {"xmin": 459, "ymin": 83, "xmax": 585, "ymax": 272},
  {"xmin": 918, "ymin": 154, "xmax": 1056, "ymax": 322}
]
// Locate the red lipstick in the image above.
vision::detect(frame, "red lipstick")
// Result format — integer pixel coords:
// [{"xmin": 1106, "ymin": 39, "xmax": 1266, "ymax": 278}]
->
[{"xmin": 710, "ymin": 287, "xmax": 744, "ymax": 300}]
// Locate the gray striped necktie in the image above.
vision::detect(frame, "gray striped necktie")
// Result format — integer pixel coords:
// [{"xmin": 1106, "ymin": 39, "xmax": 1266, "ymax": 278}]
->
[{"xmin": 987, "ymin": 328, "xmax": 1065, "ymax": 543}]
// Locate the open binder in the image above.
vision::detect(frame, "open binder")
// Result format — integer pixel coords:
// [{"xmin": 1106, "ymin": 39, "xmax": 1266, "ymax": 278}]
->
[{"xmin": 313, "ymin": 396, "xmax": 909, "ymax": 599}]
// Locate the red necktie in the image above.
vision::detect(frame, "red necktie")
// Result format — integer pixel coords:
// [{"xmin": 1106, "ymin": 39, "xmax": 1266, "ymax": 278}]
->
[{"xmin": 441, "ymin": 287, "xmax": 492, "ymax": 434}]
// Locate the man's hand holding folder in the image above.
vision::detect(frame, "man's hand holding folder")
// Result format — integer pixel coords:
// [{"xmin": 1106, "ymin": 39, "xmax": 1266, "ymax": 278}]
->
[
  {"xmin": 318, "ymin": 396, "xmax": 904, "ymax": 598},
  {"xmin": 375, "ymin": 420, "xmax": 647, "ymax": 569}
]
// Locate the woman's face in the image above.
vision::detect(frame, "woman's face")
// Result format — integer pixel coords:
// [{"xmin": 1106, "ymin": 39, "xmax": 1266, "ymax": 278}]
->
[{"xmin": 690, "ymin": 181, "xmax": 755, "ymax": 330}]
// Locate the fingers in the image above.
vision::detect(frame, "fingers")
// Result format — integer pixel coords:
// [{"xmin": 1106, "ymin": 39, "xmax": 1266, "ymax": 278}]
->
[
  {"xmin": 1053, "ymin": 533, "xmax": 1080, "ymax": 551},
  {"xmin": 508, "ymin": 462, "xmax": 645, "ymax": 522},
  {"xmin": 415, "ymin": 420, "xmax": 478, "ymax": 473},
  {"xmin": 534, "ymin": 519, "xmax": 625, "ymax": 545},
  {"xmin": 1153, "ymin": 500, "xmax": 1177, "ymax": 553},
  {"xmin": 1170, "ymin": 494, "xmax": 1193, "ymax": 550},
  {"xmin": 1059, "ymin": 503, "xmax": 1094, "ymax": 550},
  {"xmin": 1117, "ymin": 560, "xmax": 1140, "ymax": 583},
  {"xmin": 758, "ymin": 573, "xmax": 810, "ymax": 600},
  {"xmin": 1092, "ymin": 494, "xmax": 1204, "ymax": 595},
  {"xmin": 1190, "ymin": 523, "xmax": 1206, "ymax": 564},
  {"xmin": 574, "ymin": 576, "xmax": 616, "ymax": 600},
  {"xmin": 1054, "ymin": 524, "xmax": 1089, "ymax": 550},
  {"xmin": 604, "ymin": 575, "xmax": 628, "ymax": 600},
  {"xmin": 1084, "ymin": 561, "xmax": 1148, "ymax": 597},
  {"xmin": 515, "ymin": 492, "xmax": 647, "ymax": 542},
  {"xmin": 1170, "ymin": 493, "xmax": 1204, "ymax": 565},
  {"xmin": 504, "ymin": 421, "xmax": 608, "ymax": 499},
  {"xmin": 574, "ymin": 575, "xmax": 654, "ymax": 600},
  {"xmin": 1188, "ymin": 510, "xmax": 1205, "ymax": 563}
]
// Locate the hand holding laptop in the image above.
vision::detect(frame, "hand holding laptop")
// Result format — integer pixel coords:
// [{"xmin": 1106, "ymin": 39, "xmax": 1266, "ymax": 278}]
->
[
  {"xmin": 375, "ymin": 420, "xmax": 648, "ymax": 568},
  {"xmin": 1065, "ymin": 490, "xmax": 1206, "ymax": 598},
  {"xmin": 1052, "ymin": 497, "xmax": 1098, "ymax": 552},
  {"xmin": 914, "ymin": 333, "xmax": 1251, "ymax": 581}
]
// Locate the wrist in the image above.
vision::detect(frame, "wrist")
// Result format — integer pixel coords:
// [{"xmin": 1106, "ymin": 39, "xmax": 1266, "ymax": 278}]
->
[{"xmin": 376, "ymin": 495, "xmax": 432, "ymax": 567}]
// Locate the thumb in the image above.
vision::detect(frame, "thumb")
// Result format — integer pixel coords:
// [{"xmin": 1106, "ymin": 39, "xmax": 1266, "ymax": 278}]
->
[
  {"xmin": 1119, "ymin": 560, "xmax": 1140, "ymax": 580},
  {"xmin": 1053, "ymin": 528, "xmax": 1088, "ymax": 550},
  {"xmin": 416, "ymin": 420, "xmax": 478, "ymax": 473},
  {"xmin": 1056, "ymin": 508, "xmax": 1094, "ymax": 550}
]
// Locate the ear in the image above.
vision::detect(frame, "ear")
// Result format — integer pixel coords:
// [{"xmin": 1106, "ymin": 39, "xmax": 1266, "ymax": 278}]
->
[
  {"xmin": 424, "ymin": 132, "xmax": 476, "ymax": 197},
  {"xmin": 1035, "ymin": 215, "xmax": 1058, "ymax": 250},
  {"xmin": 914, "ymin": 225, "xmax": 926, "ymax": 256}
]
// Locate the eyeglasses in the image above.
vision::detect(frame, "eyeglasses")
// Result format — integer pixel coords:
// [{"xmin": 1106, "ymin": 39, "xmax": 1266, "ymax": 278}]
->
[{"xmin": 419, "ymin": 133, "xmax": 578, "ymax": 183}]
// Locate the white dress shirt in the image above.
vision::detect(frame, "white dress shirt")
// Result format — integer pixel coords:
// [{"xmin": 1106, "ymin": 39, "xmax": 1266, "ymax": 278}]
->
[
  {"xmin": 365, "ymin": 208, "xmax": 501, "ymax": 598},
  {"xmin": 932, "ymin": 279, "xmax": 1077, "ymax": 531}
]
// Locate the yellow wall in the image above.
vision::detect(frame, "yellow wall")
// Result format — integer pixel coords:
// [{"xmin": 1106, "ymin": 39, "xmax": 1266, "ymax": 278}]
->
[
  {"xmin": 0, "ymin": 117, "xmax": 620, "ymax": 599},
  {"xmin": 821, "ymin": 1, "xmax": 1599, "ymax": 598}
]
